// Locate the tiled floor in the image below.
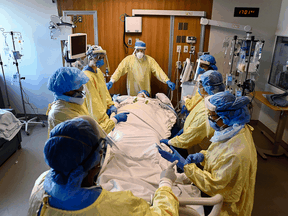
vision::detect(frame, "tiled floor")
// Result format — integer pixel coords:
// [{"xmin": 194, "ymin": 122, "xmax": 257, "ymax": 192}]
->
[{"xmin": 0, "ymin": 122, "xmax": 288, "ymax": 215}]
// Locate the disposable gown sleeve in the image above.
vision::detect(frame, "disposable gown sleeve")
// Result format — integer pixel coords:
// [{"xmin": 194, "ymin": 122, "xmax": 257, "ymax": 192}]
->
[
  {"xmin": 97, "ymin": 69, "xmax": 114, "ymax": 108},
  {"xmin": 84, "ymin": 78, "xmax": 115, "ymax": 134},
  {"xmin": 184, "ymin": 154, "xmax": 242, "ymax": 202},
  {"xmin": 169, "ymin": 111, "xmax": 214, "ymax": 149},
  {"xmin": 150, "ymin": 186, "xmax": 179, "ymax": 215},
  {"xmin": 118, "ymin": 186, "xmax": 178, "ymax": 215},
  {"xmin": 27, "ymin": 171, "xmax": 49, "ymax": 216},
  {"xmin": 111, "ymin": 56, "xmax": 130, "ymax": 83},
  {"xmin": 149, "ymin": 57, "xmax": 170, "ymax": 84},
  {"xmin": 47, "ymin": 103, "xmax": 84, "ymax": 138},
  {"xmin": 185, "ymin": 92, "xmax": 202, "ymax": 112}
]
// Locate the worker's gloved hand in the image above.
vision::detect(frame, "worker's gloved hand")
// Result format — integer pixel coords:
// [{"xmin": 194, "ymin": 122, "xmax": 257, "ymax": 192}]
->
[
  {"xmin": 181, "ymin": 105, "xmax": 189, "ymax": 116},
  {"xmin": 160, "ymin": 160, "xmax": 178, "ymax": 186},
  {"xmin": 176, "ymin": 129, "xmax": 183, "ymax": 136},
  {"xmin": 114, "ymin": 112, "xmax": 129, "ymax": 123},
  {"xmin": 106, "ymin": 81, "xmax": 113, "ymax": 90},
  {"xmin": 157, "ymin": 145, "xmax": 186, "ymax": 172},
  {"xmin": 160, "ymin": 139, "xmax": 170, "ymax": 146},
  {"xmin": 185, "ymin": 153, "xmax": 204, "ymax": 164},
  {"xmin": 166, "ymin": 80, "xmax": 176, "ymax": 91},
  {"xmin": 107, "ymin": 105, "xmax": 117, "ymax": 117}
]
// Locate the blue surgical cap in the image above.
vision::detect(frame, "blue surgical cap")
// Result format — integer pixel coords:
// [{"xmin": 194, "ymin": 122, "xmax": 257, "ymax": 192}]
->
[
  {"xmin": 44, "ymin": 118, "xmax": 101, "ymax": 184},
  {"xmin": 134, "ymin": 40, "xmax": 146, "ymax": 49},
  {"xmin": 200, "ymin": 70, "xmax": 225, "ymax": 95},
  {"xmin": 200, "ymin": 55, "xmax": 218, "ymax": 70},
  {"xmin": 209, "ymin": 91, "xmax": 251, "ymax": 126},
  {"xmin": 138, "ymin": 90, "xmax": 150, "ymax": 97},
  {"xmin": 47, "ymin": 67, "xmax": 89, "ymax": 96}
]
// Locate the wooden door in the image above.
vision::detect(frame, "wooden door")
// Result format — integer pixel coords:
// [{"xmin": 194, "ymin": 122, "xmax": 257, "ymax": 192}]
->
[{"xmin": 69, "ymin": 14, "xmax": 94, "ymax": 45}]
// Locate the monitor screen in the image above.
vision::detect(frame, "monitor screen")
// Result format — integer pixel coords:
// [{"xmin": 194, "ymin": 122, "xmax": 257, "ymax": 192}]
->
[
  {"xmin": 68, "ymin": 33, "xmax": 87, "ymax": 59},
  {"xmin": 269, "ymin": 36, "xmax": 288, "ymax": 91}
]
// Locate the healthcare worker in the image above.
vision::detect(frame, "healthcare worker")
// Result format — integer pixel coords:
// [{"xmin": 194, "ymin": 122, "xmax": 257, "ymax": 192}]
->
[
  {"xmin": 181, "ymin": 54, "xmax": 218, "ymax": 115},
  {"xmin": 83, "ymin": 45, "xmax": 129, "ymax": 134},
  {"xmin": 158, "ymin": 91, "xmax": 257, "ymax": 216},
  {"xmin": 28, "ymin": 116, "xmax": 179, "ymax": 216},
  {"xmin": 46, "ymin": 67, "xmax": 90, "ymax": 137},
  {"xmin": 195, "ymin": 54, "xmax": 218, "ymax": 76},
  {"xmin": 160, "ymin": 70, "xmax": 225, "ymax": 150},
  {"xmin": 106, "ymin": 40, "xmax": 176, "ymax": 96}
]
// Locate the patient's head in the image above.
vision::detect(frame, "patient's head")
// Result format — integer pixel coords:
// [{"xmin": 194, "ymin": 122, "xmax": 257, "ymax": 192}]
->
[{"xmin": 137, "ymin": 90, "xmax": 150, "ymax": 98}]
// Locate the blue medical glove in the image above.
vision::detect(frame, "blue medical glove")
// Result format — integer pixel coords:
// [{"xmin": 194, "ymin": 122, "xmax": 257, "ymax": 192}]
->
[
  {"xmin": 107, "ymin": 105, "xmax": 117, "ymax": 116},
  {"xmin": 181, "ymin": 105, "xmax": 189, "ymax": 116},
  {"xmin": 157, "ymin": 145, "xmax": 186, "ymax": 172},
  {"xmin": 114, "ymin": 112, "xmax": 130, "ymax": 123},
  {"xmin": 185, "ymin": 153, "xmax": 204, "ymax": 164},
  {"xmin": 160, "ymin": 139, "xmax": 170, "ymax": 146},
  {"xmin": 166, "ymin": 80, "xmax": 176, "ymax": 91},
  {"xmin": 176, "ymin": 129, "xmax": 183, "ymax": 136},
  {"xmin": 106, "ymin": 81, "xmax": 113, "ymax": 90}
]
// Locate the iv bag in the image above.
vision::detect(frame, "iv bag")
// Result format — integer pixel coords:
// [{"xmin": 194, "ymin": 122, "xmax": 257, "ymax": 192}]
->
[{"xmin": 252, "ymin": 41, "xmax": 263, "ymax": 63}]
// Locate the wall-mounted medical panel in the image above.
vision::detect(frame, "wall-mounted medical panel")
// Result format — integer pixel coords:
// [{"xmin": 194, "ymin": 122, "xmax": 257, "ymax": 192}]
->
[{"xmin": 125, "ymin": 17, "xmax": 142, "ymax": 33}]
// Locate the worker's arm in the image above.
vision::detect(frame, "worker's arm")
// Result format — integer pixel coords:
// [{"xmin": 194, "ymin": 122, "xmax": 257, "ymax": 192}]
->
[
  {"xmin": 169, "ymin": 110, "xmax": 214, "ymax": 149},
  {"xmin": 110, "ymin": 56, "xmax": 130, "ymax": 83},
  {"xmin": 97, "ymin": 68, "xmax": 115, "ymax": 108},
  {"xmin": 149, "ymin": 186, "xmax": 179, "ymax": 215},
  {"xmin": 149, "ymin": 57, "xmax": 170, "ymax": 83},
  {"xmin": 185, "ymin": 91, "xmax": 202, "ymax": 111},
  {"xmin": 184, "ymin": 155, "xmax": 241, "ymax": 201},
  {"xmin": 84, "ymin": 78, "xmax": 115, "ymax": 134}
]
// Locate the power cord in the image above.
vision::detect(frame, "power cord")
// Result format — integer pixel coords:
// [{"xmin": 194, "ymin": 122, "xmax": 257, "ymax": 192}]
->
[
  {"xmin": 120, "ymin": 13, "xmax": 133, "ymax": 54},
  {"xmin": 22, "ymin": 88, "xmax": 39, "ymax": 115}
]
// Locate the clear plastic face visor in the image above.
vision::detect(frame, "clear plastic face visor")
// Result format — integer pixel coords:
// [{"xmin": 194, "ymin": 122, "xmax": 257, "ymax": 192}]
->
[
  {"xmin": 91, "ymin": 53, "xmax": 105, "ymax": 61},
  {"xmin": 77, "ymin": 116, "xmax": 119, "ymax": 151},
  {"xmin": 204, "ymin": 95, "xmax": 216, "ymax": 137},
  {"xmin": 133, "ymin": 48, "xmax": 146, "ymax": 55}
]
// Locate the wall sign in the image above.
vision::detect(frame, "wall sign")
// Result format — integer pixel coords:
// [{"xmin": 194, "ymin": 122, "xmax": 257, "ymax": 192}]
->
[{"xmin": 234, "ymin": 7, "xmax": 259, "ymax": 17}]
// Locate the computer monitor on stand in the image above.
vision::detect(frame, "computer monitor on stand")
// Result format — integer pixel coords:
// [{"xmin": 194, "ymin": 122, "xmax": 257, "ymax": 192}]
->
[{"xmin": 66, "ymin": 33, "xmax": 87, "ymax": 66}]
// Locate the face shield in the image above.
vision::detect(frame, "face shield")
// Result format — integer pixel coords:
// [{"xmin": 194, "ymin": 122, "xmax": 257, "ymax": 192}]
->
[
  {"xmin": 78, "ymin": 116, "xmax": 119, "ymax": 152},
  {"xmin": 194, "ymin": 58, "xmax": 211, "ymax": 80},
  {"xmin": 204, "ymin": 95, "xmax": 215, "ymax": 137},
  {"xmin": 133, "ymin": 49, "xmax": 146, "ymax": 59}
]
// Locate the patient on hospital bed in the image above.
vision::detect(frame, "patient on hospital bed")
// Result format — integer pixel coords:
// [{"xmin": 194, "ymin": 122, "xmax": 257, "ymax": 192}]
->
[{"xmin": 97, "ymin": 92, "xmax": 205, "ymax": 215}]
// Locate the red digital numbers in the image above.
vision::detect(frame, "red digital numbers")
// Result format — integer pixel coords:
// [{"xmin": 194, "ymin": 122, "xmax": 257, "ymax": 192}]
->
[{"xmin": 239, "ymin": 10, "xmax": 255, "ymax": 15}]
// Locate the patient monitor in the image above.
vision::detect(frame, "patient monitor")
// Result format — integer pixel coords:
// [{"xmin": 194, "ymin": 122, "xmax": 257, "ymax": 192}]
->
[{"xmin": 68, "ymin": 33, "xmax": 87, "ymax": 59}]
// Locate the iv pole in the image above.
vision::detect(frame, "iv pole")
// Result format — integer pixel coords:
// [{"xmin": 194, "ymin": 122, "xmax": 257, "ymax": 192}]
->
[
  {"xmin": 0, "ymin": 54, "xmax": 11, "ymax": 108},
  {"xmin": 0, "ymin": 28, "xmax": 11, "ymax": 108},
  {"xmin": 4, "ymin": 31, "xmax": 45, "ymax": 135},
  {"xmin": 10, "ymin": 31, "xmax": 27, "ymax": 122}
]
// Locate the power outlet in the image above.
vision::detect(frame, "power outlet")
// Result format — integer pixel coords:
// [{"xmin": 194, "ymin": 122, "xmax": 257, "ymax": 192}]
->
[
  {"xmin": 128, "ymin": 37, "xmax": 132, "ymax": 45},
  {"xmin": 184, "ymin": 46, "xmax": 188, "ymax": 53},
  {"xmin": 177, "ymin": 45, "xmax": 181, "ymax": 52}
]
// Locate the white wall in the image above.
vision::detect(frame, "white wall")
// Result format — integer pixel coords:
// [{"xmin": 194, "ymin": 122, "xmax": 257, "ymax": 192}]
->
[
  {"xmin": 0, "ymin": 0, "xmax": 63, "ymax": 115},
  {"xmin": 208, "ymin": 0, "xmax": 288, "ymax": 142},
  {"xmin": 276, "ymin": 0, "xmax": 288, "ymax": 36}
]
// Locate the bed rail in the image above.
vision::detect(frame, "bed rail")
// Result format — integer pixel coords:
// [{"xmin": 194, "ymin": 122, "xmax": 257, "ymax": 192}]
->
[{"xmin": 140, "ymin": 194, "xmax": 223, "ymax": 216}]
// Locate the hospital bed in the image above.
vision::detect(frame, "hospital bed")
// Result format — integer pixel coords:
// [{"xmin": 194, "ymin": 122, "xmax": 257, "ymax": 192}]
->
[
  {"xmin": 0, "ymin": 109, "xmax": 22, "ymax": 166},
  {"xmin": 97, "ymin": 93, "xmax": 223, "ymax": 216}
]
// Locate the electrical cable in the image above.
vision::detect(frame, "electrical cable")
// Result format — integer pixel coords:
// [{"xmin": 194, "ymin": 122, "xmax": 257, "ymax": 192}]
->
[
  {"xmin": 22, "ymin": 88, "xmax": 39, "ymax": 115},
  {"xmin": 120, "ymin": 13, "xmax": 129, "ymax": 54}
]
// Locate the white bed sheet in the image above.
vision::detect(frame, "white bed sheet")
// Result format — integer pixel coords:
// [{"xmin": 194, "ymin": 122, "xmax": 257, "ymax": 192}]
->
[
  {"xmin": 98, "ymin": 95, "xmax": 204, "ymax": 215},
  {"xmin": 0, "ymin": 109, "xmax": 22, "ymax": 141}
]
